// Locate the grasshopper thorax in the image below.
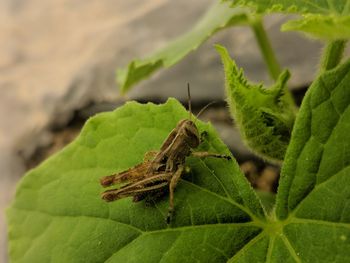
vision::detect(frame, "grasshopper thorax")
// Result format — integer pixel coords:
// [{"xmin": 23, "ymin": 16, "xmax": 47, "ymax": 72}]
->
[{"xmin": 177, "ymin": 119, "xmax": 200, "ymax": 148}]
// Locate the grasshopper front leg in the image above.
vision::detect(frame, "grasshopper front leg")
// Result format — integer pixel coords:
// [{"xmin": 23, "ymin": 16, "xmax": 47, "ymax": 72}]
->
[
  {"xmin": 198, "ymin": 131, "xmax": 231, "ymax": 160},
  {"xmin": 191, "ymin": 151, "xmax": 231, "ymax": 160},
  {"xmin": 167, "ymin": 165, "xmax": 184, "ymax": 224}
]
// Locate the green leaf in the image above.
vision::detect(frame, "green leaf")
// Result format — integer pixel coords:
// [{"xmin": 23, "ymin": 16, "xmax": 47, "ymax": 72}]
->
[
  {"xmin": 216, "ymin": 45, "xmax": 296, "ymax": 162},
  {"xmin": 117, "ymin": 1, "xmax": 248, "ymax": 93},
  {"xmin": 7, "ymin": 98, "xmax": 266, "ymax": 262},
  {"xmin": 276, "ymin": 57, "xmax": 350, "ymax": 217},
  {"xmin": 282, "ymin": 14, "xmax": 350, "ymax": 40},
  {"xmin": 231, "ymin": 0, "xmax": 348, "ymax": 14},
  {"xmin": 231, "ymin": 0, "xmax": 350, "ymax": 40},
  {"xmin": 274, "ymin": 60, "xmax": 350, "ymax": 261},
  {"xmin": 9, "ymin": 60, "xmax": 350, "ymax": 261}
]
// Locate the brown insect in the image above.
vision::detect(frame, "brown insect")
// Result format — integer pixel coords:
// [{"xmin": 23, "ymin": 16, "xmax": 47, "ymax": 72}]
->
[{"xmin": 100, "ymin": 85, "xmax": 231, "ymax": 223}]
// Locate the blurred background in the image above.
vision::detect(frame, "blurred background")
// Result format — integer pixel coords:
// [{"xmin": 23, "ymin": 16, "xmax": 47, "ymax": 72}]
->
[{"xmin": 1, "ymin": 0, "xmax": 325, "ymax": 261}]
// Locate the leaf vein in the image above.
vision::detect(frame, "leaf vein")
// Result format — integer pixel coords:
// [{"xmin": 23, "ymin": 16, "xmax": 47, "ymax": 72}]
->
[
  {"xmin": 280, "ymin": 234, "xmax": 301, "ymax": 263},
  {"xmin": 146, "ymin": 221, "xmax": 260, "ymax": 235},
  {"xmin": 227, "ymin": 232, "xmax": 266, "ymax": 262},
  {"xmin": 180, "ymin": 180, "xmax": 259, "ymax": 223},
  {"xmin": 290, "ymin": 218, "xmax": 350, "ymax": 229},
  {"xmin": 12, "ymin": 207, "xmax": 144, "ymax": 233},
  {"xmin": 265, "ymin": 236, "xmax": 276, "ymax": 263},
  {"xmin": 292, "ymin": 164, "xmax": 350, "ymax": 215}
]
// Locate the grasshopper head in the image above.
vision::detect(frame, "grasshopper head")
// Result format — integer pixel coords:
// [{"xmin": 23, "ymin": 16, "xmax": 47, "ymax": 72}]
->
[{"xmin": 180, "ymin": 119, "xmax": 200, "ymax": 148}]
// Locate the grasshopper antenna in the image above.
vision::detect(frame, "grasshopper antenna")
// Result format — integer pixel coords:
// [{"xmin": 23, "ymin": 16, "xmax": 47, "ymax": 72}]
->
[
  {"xmin": 187, "ymin": 83, "xmax": 192, "ymax": 121},
  {"xmin": 196, "ymin": 101, "xmax": 217, "ymax": 119}
]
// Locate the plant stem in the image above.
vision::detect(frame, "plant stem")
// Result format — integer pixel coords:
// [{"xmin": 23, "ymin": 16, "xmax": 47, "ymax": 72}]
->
[
  {"xmin": 319, "ymin": 40, "xmax": 347, "ymax": 72},
  {"xmin": 251, "ymin": 16, "xmax": 281, "ymax": 81}
]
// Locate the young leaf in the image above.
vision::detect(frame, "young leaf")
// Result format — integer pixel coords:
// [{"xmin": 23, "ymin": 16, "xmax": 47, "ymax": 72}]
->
[
  {"xmin": 231, "ymin": 0, "xmax": 350, "ymax": 40},
  {"xmin": 7, "ymin": 98, "xmax": 265, "ymax": 262},
  {"xmin": 117, "ymin": 1, "xmax": 248, "ymax": 93},
  {"xmin": 216, "ymin": 45, "xmax": 296, "ymax": 163}
]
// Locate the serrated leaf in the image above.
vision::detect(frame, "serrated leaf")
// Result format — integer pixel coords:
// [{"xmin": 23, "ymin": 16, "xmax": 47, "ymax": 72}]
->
[
  {"xmin": 273, "ymin": 60, "xmax": 350, "ymax": 261},
  {"xmin": 231, "ymin": 0, "xmax": 350, "ymax": 40},
  {"xmin": 117, "ymin": 1, "xmax": 248, "ymax": 93},
  {"xmin": 216, "ymin": 45, "xmax": 296, "ymax": 162},
  {"xmin": 276, "ymin": 57, "xmax": 350, "ymax": 217},
  {"xmin": 282, "ymin": 14, "xmax": 350, "ymax": 40},
  {"xmin": 7, "ymin": 98, "xmax": 266, "ymax": 262}
]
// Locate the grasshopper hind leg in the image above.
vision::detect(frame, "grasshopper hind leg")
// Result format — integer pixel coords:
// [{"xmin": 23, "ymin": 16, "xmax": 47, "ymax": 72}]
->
[
  {"xmin": 133, "ymin": 183, "xmax": 168, "ymax": 205},
  {"xmin": 132, "ymin": 193, "xmax": 147, "ymax": 202},
  {"xmin": 143, "ymin": 188, "xmax": 168, "ymax": 207}
]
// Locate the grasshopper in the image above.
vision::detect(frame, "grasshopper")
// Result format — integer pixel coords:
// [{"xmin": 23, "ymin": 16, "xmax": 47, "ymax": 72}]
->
[{"xmin": 100, "ymin": 85, "xmax": 231, "ymax": 223}]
